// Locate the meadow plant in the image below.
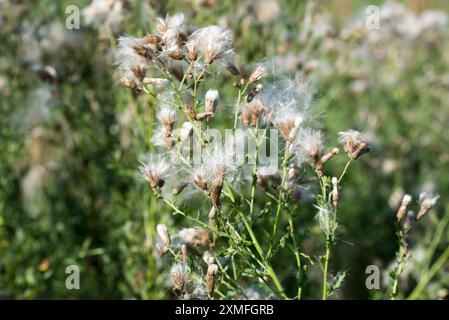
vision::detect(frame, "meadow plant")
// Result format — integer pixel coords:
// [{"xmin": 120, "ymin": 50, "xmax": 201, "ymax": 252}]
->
[{"xmin": 115, "ymin": 13, "xmax": 375, "ymax": 300}]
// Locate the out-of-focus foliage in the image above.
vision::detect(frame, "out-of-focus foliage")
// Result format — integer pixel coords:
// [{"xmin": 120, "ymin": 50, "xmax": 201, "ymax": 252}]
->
[{"xmin": 0, "ymin": 0, "xmax": 448, "ymax": 299}]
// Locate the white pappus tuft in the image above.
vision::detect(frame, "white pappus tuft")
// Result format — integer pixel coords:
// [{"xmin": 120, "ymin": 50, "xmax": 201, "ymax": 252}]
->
[
  {"xmin": 139, "ymin": 154, "xmax": 171, "ymax": 189},
  {"xmin": 157, "ymin": 103, "xmax": 178, "ymax": 133}
]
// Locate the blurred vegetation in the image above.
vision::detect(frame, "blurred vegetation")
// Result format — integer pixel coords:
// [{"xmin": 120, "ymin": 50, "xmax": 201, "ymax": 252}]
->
[{"xmin": 0, "ymin": 0, "xmax": 448, "ymax": 299}]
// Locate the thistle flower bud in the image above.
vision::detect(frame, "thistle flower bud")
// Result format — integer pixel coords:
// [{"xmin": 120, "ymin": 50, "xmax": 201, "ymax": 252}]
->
[
  {"xmin": 202, "ymin": 251, "xmax": 214, "ymax": 265},
  {"xmin": 396, "ymin": 194, "xmax": 412, "ymax": 222},
  {"xmin": 226, "ymin": 63, "xmax": 241, "ymax": 76},
  {"xmin": 170, "ymin": 263, "xmax": 187, "ymax": 296},
  {"xmin": 206, "ymin": 263, "xmax": 219, "ymax": 297},
  {"xmin": 210, "ymin": 177, "xmax": 223, "ymax": 208},
  {"xmin": 351, "ymin": 142, "xmax": 370, "ymax": 160},
  {"xmin": 156, "ymin": 224, "xmax": 171, "ymax": 247},
  {"xmin": 195, "ymin": 112, "xmax": 214, "ymax": 121},
  {"xmin": 210, "ymin": 165, "xmax": 225, "ymax": 208},
  {"xmin": 209, "ymin": 206, "xmax": 217, "ymax": 220},
  {"xmin": 246, "ymin": 83, "xmax": 263, "ymax": 103},
  {"xmin": 205, "ymin": 90, "xmax": 219, "ymax": 114},
  {"xmin": 321, "ymin": 148, "xmax": 340, "ymax": 164},
  {"xmin": 249, "ymin": 65, "xmax": 267, "ymax": 84},
  {"xmin": 403, "ymin": 210, "xmax": 415, "ymax": 232},
  {"xmin": 416, "ymin": 192, "xmax": 439, "ymax": 220},
  {"xmin": 172, "ymin": 182, "xmax": 188, "ymax": 196},
  {"xmin": 332, "ymin": 177, "xmax": 339, "ymax": 207},
  {"xmin": 181, "ymin": 244, "xmax": 188, "ymax": 263}
]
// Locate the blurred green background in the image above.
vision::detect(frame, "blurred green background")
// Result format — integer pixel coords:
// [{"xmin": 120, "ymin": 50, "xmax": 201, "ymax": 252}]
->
[{"xmin": 0, "ymin": 0, "xmax": 448, "ymax": 299}]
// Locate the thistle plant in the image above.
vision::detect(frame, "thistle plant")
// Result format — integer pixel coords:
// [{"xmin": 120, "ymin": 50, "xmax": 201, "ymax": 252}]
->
[
  {"xmin": 115, "ymin": 13, "xmax": 372, "ymax": 300},
  {"xmin": 390, "ymin": 192, "xmax": 439, "ymax": 299}
]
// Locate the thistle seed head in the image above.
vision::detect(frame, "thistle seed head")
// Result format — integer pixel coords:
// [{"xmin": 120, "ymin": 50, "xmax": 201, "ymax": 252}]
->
[
  {"xmin": 338, "ymin": 129, "xmax": 369, "ymax": 159},
  {"xmin": 248, "ymin": 65, "xmax": 267, "ymax": 84},
  {"xmin": 157, "ymin": 104, "xmax": 178, "ymax": 134},
  {"xmin": 416, "ymin": 192, "xmax": 439, "ymax": 220},
  {"xmin": 170, "ymin": 262, "xmax": 187, "ymax": 296},
  {"xmin": 139, "ymin": 155, "xmax": 170, "ymax": 189}
]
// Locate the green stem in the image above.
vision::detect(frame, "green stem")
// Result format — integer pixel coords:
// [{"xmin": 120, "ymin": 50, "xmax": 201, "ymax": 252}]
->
[
  {"xmin": 233, "ymin": 83, "xmax": 249, "ymax": 131},
  {"xmin": 268, "ymin": 145, "xmax": 290, "ymax": 258},
  {"xmin": 238, "ymin": 211, "xmax": 287, "ymax": 299},
  {"xmin": 249, "ymin": 121, "xmax": 260, "ymax": 217},
  {"xmin": 338, "ymin": 159, "xmax": 352, "ymax": 183},
  {"xmin": 322, "ymin": 243, "xmax": 330, "ymax": 300}
]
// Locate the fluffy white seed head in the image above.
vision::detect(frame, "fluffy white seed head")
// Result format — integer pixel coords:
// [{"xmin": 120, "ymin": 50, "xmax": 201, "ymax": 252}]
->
[
  {"xmin": 338, "ymin": 130, "xmax": 364, "ymax": 152},
  {"xmin": 192, "ymin": 165, "xmax": 211, "ymax": 191},
  {"xmin": 416, "ymin": 192, "xmax": 439, "ymax": 220},
  {"xmin": 190, "ymin": 25, "xmax": 234, "ymax": 65},
  {"xmin": 116, "ymin": 36, "xmax": 152, "ymax": 86},
  {"xmin": 170, "ymin": 262, "xmax": 187, "ymax": 295},
  {"xmin": 293, "ymin": 128, "xmax": 324, "ymax": 166},
  {"xmin": 151, "ymin": 126, "xmax": 175, "ymax": 150},
  {"xmin": 139, "ymin": 154, "xmax": 170, "ymax": 189},
  {"xmin": 157, "ymin": 104, "xmax": 178, "ymax": 132}
]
